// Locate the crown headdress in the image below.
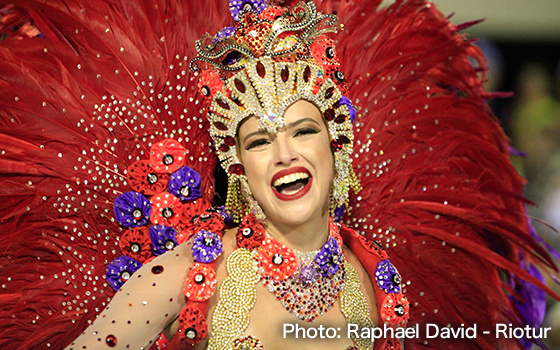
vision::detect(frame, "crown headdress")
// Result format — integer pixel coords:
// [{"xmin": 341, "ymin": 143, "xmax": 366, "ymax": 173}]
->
[{"xmin": 191, "ymin": 0, "xmax": 360, "ymax": 221}]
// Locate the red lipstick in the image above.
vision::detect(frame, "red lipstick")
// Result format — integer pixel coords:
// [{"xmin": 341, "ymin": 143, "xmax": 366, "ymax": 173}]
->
[{"xmin": 271, "ymin": 166, "xmax": 312, "ymax": 201}]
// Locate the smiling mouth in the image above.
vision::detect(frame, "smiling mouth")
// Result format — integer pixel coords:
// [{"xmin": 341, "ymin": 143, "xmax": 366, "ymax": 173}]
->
[
  {"xmin": 273, "ymin": 172, "xmax": 310, "ymax": 195},
  {"xmin": 271, "ymin": 168, "xmax": 313, "ymax": 201}
]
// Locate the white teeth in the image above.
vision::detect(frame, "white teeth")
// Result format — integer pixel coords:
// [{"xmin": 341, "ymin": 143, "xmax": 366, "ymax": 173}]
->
[{"xmin": 273, "ymin": 172, "xmax": 309, "ymax": 187}]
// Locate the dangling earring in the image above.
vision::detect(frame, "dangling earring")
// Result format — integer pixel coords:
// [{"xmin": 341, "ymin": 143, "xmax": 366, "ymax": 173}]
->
[
  {"xmin": 239, "ymin": 176, "xmax": 266, "ymax": 222},
  {"xmin": 225, "ymin": 174, "xmax": 266, "ymax": 223}
]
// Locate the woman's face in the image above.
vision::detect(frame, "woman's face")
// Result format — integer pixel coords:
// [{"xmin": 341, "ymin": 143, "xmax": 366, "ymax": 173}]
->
[{"xmin": 238, "ymin": 100, "xmax": 334, "ymax": 227}]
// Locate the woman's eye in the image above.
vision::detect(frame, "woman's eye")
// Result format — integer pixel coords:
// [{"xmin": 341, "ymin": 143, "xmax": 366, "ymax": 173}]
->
[
  {"xmin": 246, "ymin": 138, "xmax": 269, "ymax": 150},
  {"xmin": 294, "ymin": 128, "xmax": 319, "ymax": 137}
]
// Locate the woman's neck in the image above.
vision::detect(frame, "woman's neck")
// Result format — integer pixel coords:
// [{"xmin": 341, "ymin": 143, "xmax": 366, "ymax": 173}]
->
[{"xmin": 263, "ymin": 214, "xmax": 330, "ymax": 252}]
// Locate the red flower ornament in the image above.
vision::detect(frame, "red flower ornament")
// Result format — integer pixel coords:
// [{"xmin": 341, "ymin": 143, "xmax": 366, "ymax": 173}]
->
[
  {"xmin": 150, "ymin": 139, "xmax": 186, "ymax": 173},
  {"xmin": 178, "ymin": 304, "xmax": 207, "ymax": 346},
  {"xmin": 150, "ymin": 192, "xmax": 183, "ymax": 227},
  {"xmin": 380, "ymin": 293, "xmax": 410, "ymax": 328},
  {"xmin": 184, "ymin": 263, "xmax": 216, "ymax": 301},
  {"xmin": 118, "ymin": 227, "xmax": 152, "ymax": 263},
  {"xmin": 127, "ymin": 160, "xmax": 169, "ymax": 195},
  {"xmin": 180, "ymin": 198, "xmax": 211, "ymax": 227},
  {"xmin": 255, "ymin": 239, "xmax": 297, "ymax": 281},
  {"xmin": 236, "ymin": 214, "xmax": 265, "ymax": 250}
]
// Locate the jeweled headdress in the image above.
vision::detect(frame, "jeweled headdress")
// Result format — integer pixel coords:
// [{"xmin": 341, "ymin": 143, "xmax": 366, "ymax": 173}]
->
[{"xmin": 191, "ymin": 0, "xmax": 360, "ymax": 221}]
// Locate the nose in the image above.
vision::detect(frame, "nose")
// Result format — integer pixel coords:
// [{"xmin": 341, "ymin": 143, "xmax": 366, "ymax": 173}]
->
[{"xmin": 273, "ymin": 134, "xmax": 298, "ymax": 166}]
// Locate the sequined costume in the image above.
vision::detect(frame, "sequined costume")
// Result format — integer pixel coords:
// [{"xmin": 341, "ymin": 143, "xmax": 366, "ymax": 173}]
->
[{"xmin": 0, "ymin": 0, "xmax": 558, "ymax": 350}]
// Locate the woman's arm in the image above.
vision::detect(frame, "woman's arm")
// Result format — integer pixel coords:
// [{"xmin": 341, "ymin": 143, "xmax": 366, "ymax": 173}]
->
[{"xmin": 65, "ymin": 242, "xmax": 192, "ymax": 350}]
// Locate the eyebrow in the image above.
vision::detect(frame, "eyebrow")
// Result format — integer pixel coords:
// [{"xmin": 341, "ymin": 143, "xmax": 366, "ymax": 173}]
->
[{"xmin": 242, "ymin": 117, "xmax": 321, "ymax": 144}]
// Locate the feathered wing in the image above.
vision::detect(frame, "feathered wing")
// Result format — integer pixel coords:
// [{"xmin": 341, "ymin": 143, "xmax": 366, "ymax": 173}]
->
[
  {"xmin": 1, "ymin": 0, "xmax": 558, "ymax": 349},
  {"xmin": 0, "ymin": 0, "xmax": 230, "ymax": 348},
  {"xmin": 329, "ymin": 0, "xmax": 558, "ymax": 349}
]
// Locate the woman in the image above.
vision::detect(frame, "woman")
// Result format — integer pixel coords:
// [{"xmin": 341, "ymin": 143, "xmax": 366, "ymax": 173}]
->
[{"xmin": 0, "ymin": 0, "xmax": 557, "ymax": 349}]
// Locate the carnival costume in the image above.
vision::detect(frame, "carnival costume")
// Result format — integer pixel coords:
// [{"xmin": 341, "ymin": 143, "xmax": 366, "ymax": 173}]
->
[{"xmin": 0, "ymin": 0, "xmax": 558, "ymax": 350}]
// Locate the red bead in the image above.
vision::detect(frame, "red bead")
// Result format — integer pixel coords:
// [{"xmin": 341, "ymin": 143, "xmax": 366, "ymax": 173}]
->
[
  {"xmin": 219, "ymin": 143, "xmax": 230, "ymax": 152},
  {"xmin": 330, "ymin": 139, "xmax": 343, "ymax": 152},
  {"xmin": 281, "ymin": 66, "xmax": 289, "ymax": 82},
  {"xmin": 303, "ymin": 66, "xmax": 311, "ymax": 82},
  {"xmin": 106, "ymin": 334, "xmax": 117, "ymax": 347},
  {"xmin": 228, "ymin": 163, "xmax": 245, "ymax": 175},
  {"xmin": 339, "ymin": 135, "xmax": 350, "ymax": 144},
  {"xmin": 325, "ymin": 87, "xmax": 335, "ymax": 99},
  {"xmin": 323, "ymin": 109, "xmax": 335, "ymax": 121},
  {"xmin": 234, "ymin": 78, "xmax": 246, "ymax": 93},
  {"xmin": 214, "ymin": 121, "xmax": 228, "ymax": 131},
  {"xmin": 216, "ymin": 98, "xmax": 230, "ymax": 110},
  {"xmin": 256, "ymin": 61, "xmax": 266, "ymax": 78},
  {"xmin": 224, "ymin": 136, "xmax": 236, "ymax": 146},
  {"xmin": 334, "ymin": 114, "xmax": 347, "ymax": 124}
]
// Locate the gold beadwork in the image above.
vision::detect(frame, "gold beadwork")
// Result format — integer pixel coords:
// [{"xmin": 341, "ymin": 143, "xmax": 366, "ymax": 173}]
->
[{"xmin": 340, "ymin": 262, "xmax": 374, "ymax": 350}]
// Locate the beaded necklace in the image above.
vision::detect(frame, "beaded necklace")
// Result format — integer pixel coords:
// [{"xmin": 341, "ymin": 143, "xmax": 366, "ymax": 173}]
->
[{"xmin": 208, "ymin": 218, "xmax": 374, "ymax": 350}]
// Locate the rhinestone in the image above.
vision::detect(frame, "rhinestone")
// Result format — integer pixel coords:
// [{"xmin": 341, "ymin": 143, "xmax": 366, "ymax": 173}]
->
[
  {"xmin": 242, "ymin": 228, "xmax": 253, "ymax": 238},
  {"xmin": 120, "ymin": 271, "xmax": 131, "ymax": 281},
  {"xmin": 272, "ymin": 254, "xmax": 283, "ymax": 265},
  {"xmin": 201, "ymin": 85, "xmax": 210, "ymax": 96},
  {"xmin": 326, "ymin": 46, "xmax": 335, "ymax": 59},
  {"xmin": 216, "ymin": 98, "xmax": 230, "ymax": 110},
  {"xmin": 146, "ymin": 173, "xmax": 158, "ymax": 184},
  {"xmin": 391, "ymin": 273, "xmax": 401, "ymax": 286},
  {"xmin": 256, "ymin": 61, "xmax": 266, "ymax": 78},
  {"xmin": 203, "ymin": 237, "xmax": 215, "ymax": 247},
  {"xmin": 228, "ymin": 163, "xmax": 244, "ymax": 175},
  {"xmin": 334, "ymin": 71, "xmax": 345, "ymax": 82},
  {"xmin": 186, "ymin": 328, "xmax": 197, "ymax": 339},
  {"xmin": 162, "ymin": 208, "xmax": 174, "ymax": 218},
  {"xmin": 130, "ymin": 243, "xmax": 141, "ymax": 253},
  {"xmin": 281, "ymin": 66, "xmax": 289, "ymax": 82},
  {"xmin": 303, "ymin": 66, "xmax": 311, "ymax": 82},
  {"xmin": 163, "ymin": 154, "xmax": 174, "ymax": 165},
  {"xmin": 234, "ymin": 78, "xmax": 246, "ymax": 93},
  {"xmin": 214, "ymin": 121, "xmax": 228, "ymax": 130},
  {"xmin": 323, "ymin": 109, "xmax": 335, "ymax": 121},
  {"xmin": 180, "ymin": 186, "xmax": 190, "ymax": 197},
  {"xmin": 106, "ymin": 334, "xmax": 117, "ymax": 347},
  {"xmin": 164, "ymin": 240, "xmax": 175, "ymax": 250},
  {"xmin": 132, "ymin": 209, "xmax": 143, "ymax": 219},
  {"xmin": 194, "ymin": 273, "xmax": 205, "ymax": 284},
  {"xmin": 394, "ymin": 304, "xmax": 405, "ymax": 316}
]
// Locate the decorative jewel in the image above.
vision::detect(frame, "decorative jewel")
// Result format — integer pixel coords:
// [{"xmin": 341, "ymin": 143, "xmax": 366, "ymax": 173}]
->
[
  {"xmin": 118, "ymin": 227, "xmax": 152, "ymax": 263},
  {"xmin": 127, "ymin": 160, "xmax": 169, "ymax": 195},
  {"xmin": 380, "ymin": 293, "xmax": 410, "ymax": 328},
  {"xmin": 150, "ymin": 192, "xmax": 183, "ymax": 226},
  {"xmin": 106, "ymin": 256, "xmax": 142, "ymax": 291},
  {"xmin": 193, "ymin": 210, "xmax": 225, "ymax": 234},
  {"xmin": 149, "ymin": 225, "xmax": 178, "ymax": 255},
  {"xmin": 113, "ymin": 191, "xmax": 151, "ymax": 228},
  {"xmin": 184, "ymin": 263, "xmax": 217, "ymax": 301},
  {"xmin": 178, "ymin": 305, "xmax": 208, "ymax": 346},
  {"xmin": 375, "ymin": 260, "xmax": 402, "ymax": 294},
  {"xmin": 105, "ymin": 334, "xmax": 117, "ymax": 347},
  {"xmin": 315, "ymin": 236, "xmax": 342, "ymax": 277},
  {"xmin": 150, "ymin": 139, "xmax": 187, "ymax": 173},
  {"xmin": 168, "ymin": 166, "xmax": 202, "ymax": 201},
  {"xmin": 192, "ymin": 230, "xmax": 223, "ymax": 263},
  {"xmin": 236, "ymin": 214, "xmax": 265, "ymax": 249},
  {"xmin": 340, "ymin": 262, "xmax": 375, "ymax": 350},
  {"xmin": 233, "ymin": 336, "xmax": 263, "ymax": 350},
  {"xmin": 180, "ymin": 198, "xmax": 211, "ymax": 227},
  {"xmin": 255, "ymin": 239, "xmax": 297, "ymax": 280}
]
